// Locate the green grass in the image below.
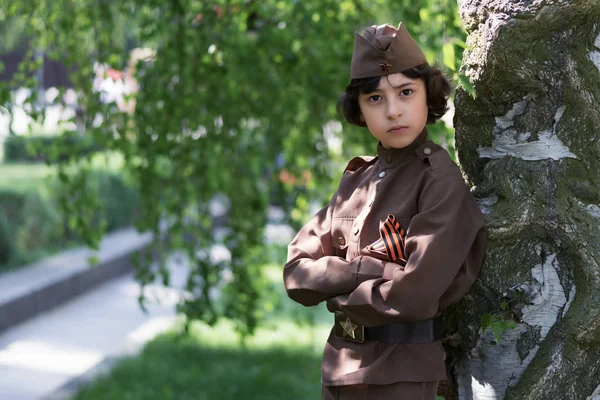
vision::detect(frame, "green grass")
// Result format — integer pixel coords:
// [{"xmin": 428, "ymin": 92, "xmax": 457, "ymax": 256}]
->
[
  {"xmin": 0, "ymin": 151, "xmax": 127, "ymax": 193},
  {"xmin": 0, "ymin": 162, "xmax": 55, "ymax": 192},
  {"xmin": 73, "ymin": 262, "xmax": 332, "ymax": 399},
  {"xmin": 74, "ymin": 317, "xmax": 331, "ymax": 400}
]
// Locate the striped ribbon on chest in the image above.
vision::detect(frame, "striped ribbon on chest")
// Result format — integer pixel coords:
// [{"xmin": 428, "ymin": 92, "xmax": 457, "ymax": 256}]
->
[{"xmin": 370, "ymin": 214, "xmax": 406, "ymax": 261}]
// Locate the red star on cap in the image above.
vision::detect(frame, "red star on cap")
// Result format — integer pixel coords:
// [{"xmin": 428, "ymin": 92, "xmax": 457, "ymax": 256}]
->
[{"xmin": 380, "ymin": 61, "xmax": 392, "ymax": 72}]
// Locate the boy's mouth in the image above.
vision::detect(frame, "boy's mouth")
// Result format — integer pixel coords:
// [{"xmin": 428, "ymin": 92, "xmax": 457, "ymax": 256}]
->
[{"xmin": 388, "ymin": 125, "xmax": 408, "ymax": 133}]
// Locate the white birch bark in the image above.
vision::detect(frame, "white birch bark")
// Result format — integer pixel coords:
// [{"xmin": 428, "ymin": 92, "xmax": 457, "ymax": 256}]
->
[{"xmin": 444, "ymin": 1, "xmax": 600, "ymax": 399}]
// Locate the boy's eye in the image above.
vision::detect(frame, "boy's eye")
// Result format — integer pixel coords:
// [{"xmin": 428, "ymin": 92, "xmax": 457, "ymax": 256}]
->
[
  {"xmin": 400, "ymin": 89, "xmax": 413, "ymax": 96},
  {"xmin": 368, "ymin": 95, "xmax": 382, "ymax": 102}
]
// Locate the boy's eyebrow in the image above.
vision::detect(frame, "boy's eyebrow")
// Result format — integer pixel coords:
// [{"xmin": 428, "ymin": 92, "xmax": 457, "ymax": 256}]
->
[{"xmin": 370, "ymin": 82, "xmax": 415, "ymax": 92}]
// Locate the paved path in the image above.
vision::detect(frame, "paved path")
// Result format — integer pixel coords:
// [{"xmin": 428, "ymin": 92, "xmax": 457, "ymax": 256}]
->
[
  {"xmin": 0, "ymin": 258, "xmax": 188, "ymax": 400},
  {"xmin": 0, "ymin": 228, "xmax": 151, "ymax": 310},
  {"xmin": 0, "ymin": 205, "xmax": 295, "ymax": 400}
]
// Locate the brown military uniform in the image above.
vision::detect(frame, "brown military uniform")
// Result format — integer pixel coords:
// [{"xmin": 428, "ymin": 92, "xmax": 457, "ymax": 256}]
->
[
  {"xmin": 283, "ymin": 127, "xmax": 487, "ymax": 390},
  {"xmin": 322, "ymin": 381, "xmax": 439, "ymax": 399}
]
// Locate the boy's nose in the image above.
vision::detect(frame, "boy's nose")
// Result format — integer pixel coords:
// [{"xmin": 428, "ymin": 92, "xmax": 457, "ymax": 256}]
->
[{"xmin": 386, "ymin": 99, "xmax": 403, "ymax": 119}]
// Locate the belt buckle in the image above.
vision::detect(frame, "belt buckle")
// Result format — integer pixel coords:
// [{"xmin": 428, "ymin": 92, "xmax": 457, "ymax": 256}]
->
[{"xmin": 334, "ymin": 311, "xmax": 364, "ymax": 343}]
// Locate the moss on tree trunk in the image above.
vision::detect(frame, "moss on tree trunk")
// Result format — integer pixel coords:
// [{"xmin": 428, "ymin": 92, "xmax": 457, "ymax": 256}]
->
[{"xmin": 443, "ymin": 1, "xmax": 600, "ymax": 399}]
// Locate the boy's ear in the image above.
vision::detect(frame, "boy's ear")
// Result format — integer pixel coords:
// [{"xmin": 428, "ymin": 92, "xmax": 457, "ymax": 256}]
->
[{"xmin": 359, "ymin": 113, "xmax": 365, "ymax": 122}]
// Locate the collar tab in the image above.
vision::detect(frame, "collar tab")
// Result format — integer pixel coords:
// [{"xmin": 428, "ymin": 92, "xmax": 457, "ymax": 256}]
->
[{"xmin": 376, "ymin": 127, "xmax": 429, "ymax": 169}]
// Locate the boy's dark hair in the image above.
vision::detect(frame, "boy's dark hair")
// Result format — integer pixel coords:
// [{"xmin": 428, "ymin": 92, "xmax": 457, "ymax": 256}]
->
[{"xmin": 337, "ymin": 61, "xmax": 453, "ymax": 127}]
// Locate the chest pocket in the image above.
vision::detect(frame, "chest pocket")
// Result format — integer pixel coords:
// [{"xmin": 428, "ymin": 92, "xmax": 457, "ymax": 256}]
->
[{"xmin": 331, "ymin": 218, "xmax": 353, "ymax": 258}]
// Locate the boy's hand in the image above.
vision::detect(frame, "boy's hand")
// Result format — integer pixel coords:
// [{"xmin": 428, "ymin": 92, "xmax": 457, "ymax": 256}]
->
[
  {"xmin": 326, "ymin": 295, "xmax": 346, "ymax": 313},
  {"xmin": 382, "ymin": 261, "xmax": 405, "ymax": 280},
  {"xmin": 326, "ymin": 258, "xmax": 404, "ymax": 313}
]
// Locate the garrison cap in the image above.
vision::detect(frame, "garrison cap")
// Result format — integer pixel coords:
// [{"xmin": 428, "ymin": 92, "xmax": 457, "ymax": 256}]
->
[{"xmin": 351, "ymin": 22, "xmax": 428, "ymax": 80}]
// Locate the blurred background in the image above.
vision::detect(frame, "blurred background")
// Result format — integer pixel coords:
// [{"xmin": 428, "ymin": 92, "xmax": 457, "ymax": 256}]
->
[{"xmin": 0, "ymin": 1, "xmax": 468, "ymax": 399}]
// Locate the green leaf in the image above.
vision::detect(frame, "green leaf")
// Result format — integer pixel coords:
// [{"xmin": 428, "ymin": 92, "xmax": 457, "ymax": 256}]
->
[
  {"xmin": 491, "ymin": 323, "xmax": 505, "ymax": 342},
  {"xmin": 506, "ymin": 321, "xmax": 518, "ymax": 330},
  {"xmin": 454, "ymin": 39, "xmax": 467, "ymax": 48},
  {"xmin": 86, "ymin": 255, "xmax": 100, "ymax": 266},
  {"xmin": 442, "ymin": 41, "xmax": 456, "ymax": 72},
  {"xmin": 480, "ymin": 313, "xmax": 492, "ymax": 332},
  {"xmin": 458, "ymin": 74, "xmax": 476, "ymax": 98}
]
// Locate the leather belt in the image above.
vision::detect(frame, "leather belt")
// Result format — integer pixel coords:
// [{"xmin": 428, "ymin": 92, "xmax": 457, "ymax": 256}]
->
[{"xmin": 334, "ymin": 311, "xmax": 442, "ymax": 344}]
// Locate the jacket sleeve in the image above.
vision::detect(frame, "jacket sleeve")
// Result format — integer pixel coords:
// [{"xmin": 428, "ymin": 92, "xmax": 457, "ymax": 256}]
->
[
  {"xmin": 283, "ymin": 191, "xmax": 386, "ymax": 307},
  {"xmin": 326, "ymin": 165, "xmax": 487, "ymax": 324}
]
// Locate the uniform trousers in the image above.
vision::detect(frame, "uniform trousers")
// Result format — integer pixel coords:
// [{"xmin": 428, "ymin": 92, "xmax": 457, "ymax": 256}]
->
[{"xmin": 321, "ymin": 381, "xmax": 439, "ymax": 400}]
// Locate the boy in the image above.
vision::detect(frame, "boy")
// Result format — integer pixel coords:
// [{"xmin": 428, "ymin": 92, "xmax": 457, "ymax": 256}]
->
[{"xmin": 283, "ymin": 22, "xmax": 487, "ymax": 399}]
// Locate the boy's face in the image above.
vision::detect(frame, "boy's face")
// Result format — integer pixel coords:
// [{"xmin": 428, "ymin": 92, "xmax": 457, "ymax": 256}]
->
[{"xmin": 358, "ymin": 72, "xmax": 428, "ymax": 149}]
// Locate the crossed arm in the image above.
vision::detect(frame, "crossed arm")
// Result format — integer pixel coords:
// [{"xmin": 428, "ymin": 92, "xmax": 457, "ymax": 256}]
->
[{"xmin": 283, "ymin": 166, "xmax": 487, "ymax": 325}]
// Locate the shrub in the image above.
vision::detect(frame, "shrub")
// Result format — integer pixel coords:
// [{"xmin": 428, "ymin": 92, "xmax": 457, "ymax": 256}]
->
[
  {"xmin": 0, "ymin": 170, "xmax": 140, "ymax": 270},
  {"xmin": 15, "ymin": 190, "xmax": 62, "ymax": 251},
  {"xmin": 92, "ymin": 171, "xmax": 140, "ymax": 232},
  {"xmin": 3, "ymin": 134, "xmax": 104, "ymax": 163},
  {"xmin": 0, "ymin": 210, "xmax": 15, "ymax": 265},
  {"xmin": 0, "ymin": 189, "xmax": 64, "ymax": 269}
]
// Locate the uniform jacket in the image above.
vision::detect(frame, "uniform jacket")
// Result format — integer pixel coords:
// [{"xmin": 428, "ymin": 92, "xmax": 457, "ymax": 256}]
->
[{"xmin": 283, "ymin": 127, "xmax": 487, "ymax": 385}]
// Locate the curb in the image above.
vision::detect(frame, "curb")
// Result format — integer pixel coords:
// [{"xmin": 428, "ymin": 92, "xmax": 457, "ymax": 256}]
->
[
  {"xmin": 0, "ymin": 228, "xmax": 154, "ymax": 334},
  {"xmin": 44, "ymin": 315, "xmax": 181, "ymax": 400},
  {"xmin": 44, "ymin": 355, "xmax": 123, "ymax": 400}
]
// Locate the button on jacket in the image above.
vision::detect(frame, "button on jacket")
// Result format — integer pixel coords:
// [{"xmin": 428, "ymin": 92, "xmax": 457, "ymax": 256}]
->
[{"xmin": 283, "ymin": 127, "xmax": 487, "ymax": 386}]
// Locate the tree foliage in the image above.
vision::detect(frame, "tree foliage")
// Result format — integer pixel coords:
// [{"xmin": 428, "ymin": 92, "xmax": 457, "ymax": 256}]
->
[{"xmin": 1, "ymin": 0, "xmax": 468, "ymax": 335}]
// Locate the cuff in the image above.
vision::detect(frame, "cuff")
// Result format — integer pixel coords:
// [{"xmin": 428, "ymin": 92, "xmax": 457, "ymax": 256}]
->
[{"xmin": 382, "ymin": 261, "xmax": 403, "ymax": 280}]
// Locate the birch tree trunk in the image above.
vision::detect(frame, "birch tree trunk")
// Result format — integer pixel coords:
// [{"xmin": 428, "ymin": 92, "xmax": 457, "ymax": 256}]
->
[{"xmin": 443, "ymin": 1, "xmax": 600, "ymax": 399}]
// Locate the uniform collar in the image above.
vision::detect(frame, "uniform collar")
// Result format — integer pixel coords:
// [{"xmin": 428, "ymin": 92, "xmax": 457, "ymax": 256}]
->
[{"xmin": 376, "ymin": 126, "xmax": 429, "ymax": 169}]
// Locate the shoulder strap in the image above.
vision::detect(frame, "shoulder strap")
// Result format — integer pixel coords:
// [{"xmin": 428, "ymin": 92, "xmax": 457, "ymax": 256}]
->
[
  {"xmin": 414, "ymin": 141, "xmax": 454, "ymax": 170},
  {"xmin": 344, "ymin": 156, "xmax": 376, "ymax": 173}
]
